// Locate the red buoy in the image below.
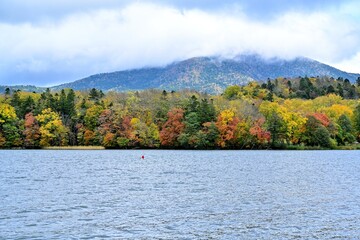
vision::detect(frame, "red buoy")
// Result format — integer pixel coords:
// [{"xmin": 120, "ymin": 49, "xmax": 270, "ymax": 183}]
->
[{"xmin": 141, "ymin": 155, "xmax": 145, "ymax": 159}]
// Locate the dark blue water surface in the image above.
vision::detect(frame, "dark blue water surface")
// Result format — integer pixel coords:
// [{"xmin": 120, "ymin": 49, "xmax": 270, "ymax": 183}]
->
[{"xmin": 1, "ymin": 150, "xmax": 360, "ymax": 239}]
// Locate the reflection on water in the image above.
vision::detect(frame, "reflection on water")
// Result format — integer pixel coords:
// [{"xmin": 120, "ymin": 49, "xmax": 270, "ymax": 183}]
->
[{"xmin": 1, "ymin": 150, "xmax": 360, "ymax": 239}]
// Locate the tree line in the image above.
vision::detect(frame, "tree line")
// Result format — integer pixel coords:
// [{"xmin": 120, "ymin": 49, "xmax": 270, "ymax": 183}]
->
[{"xmin": 1, "ymin": 76, "xmax": 360, "ymax": 149}]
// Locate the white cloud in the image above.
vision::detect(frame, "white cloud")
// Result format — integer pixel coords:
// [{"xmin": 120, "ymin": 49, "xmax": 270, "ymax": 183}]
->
[
  {"xmin": 332, "ymin": 52, "xmax": 360, "ymax": 73},
  {"xmin": 0, "ymin": 2, "xmax": 360, "ymax": 85}
]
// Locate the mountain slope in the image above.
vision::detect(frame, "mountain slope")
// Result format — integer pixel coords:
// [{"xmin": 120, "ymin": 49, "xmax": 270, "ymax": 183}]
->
[
  {"xmin": 51, "ymin": 55, "xmax": 360, "ymax": 94},
  {"xmin": 0, "ymin": 85, "xmax": 46, "ymax": 93},
  {"xmin": 52, "ymin": 57, "xmax": 254, "ymax": 94},
  {"xmin": 232, "ymin": 55, "xmax": 360, "ymax": 81}
]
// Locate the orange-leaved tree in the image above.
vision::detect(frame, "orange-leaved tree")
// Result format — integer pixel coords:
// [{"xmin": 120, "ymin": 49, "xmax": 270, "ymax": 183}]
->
[
  {"xmin": 23, "ymin": 112, "xmax": 41, "ymax": 148},
  {"xmin": 216, "ymin": 109, "xmax": 239, "ymax": 148},
  {"xmin": 160, "ymin": 108, "xmax": 185, "ymax": 147}
]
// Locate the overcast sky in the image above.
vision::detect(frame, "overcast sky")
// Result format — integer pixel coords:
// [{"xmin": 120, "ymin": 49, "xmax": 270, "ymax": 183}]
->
[{"xmin": 1, "ymin": 0, "xmax": 360, "ymax": 86}]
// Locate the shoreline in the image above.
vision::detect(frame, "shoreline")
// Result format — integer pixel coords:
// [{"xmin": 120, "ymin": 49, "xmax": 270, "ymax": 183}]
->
[
  {"xmin": 42, "ymin": 146, "xmax": 105, "ymax": 150},
  {"xmin": 1, "ymin": 144, "xmax": 360, "ymax": 150}
]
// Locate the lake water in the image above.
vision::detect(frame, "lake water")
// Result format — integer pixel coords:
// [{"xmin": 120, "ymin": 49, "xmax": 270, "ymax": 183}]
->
[{"xmin": 1, "ymin": 150, "xmax": 360, "ymax": 239}]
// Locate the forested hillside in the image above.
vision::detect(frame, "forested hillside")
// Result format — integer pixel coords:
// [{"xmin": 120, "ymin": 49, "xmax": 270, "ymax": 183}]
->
[
  {"xmin": 1, "ymin": 76, "xmax": 360, "ymax": 149},
  {"xmin": 52, "ymin": 55, "xmax": 360, "ymax": 94}
]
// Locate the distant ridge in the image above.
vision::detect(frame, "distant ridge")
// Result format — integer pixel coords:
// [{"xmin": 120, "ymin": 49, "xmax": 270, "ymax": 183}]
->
[
  {"xmin": 51, "ymin": 55, "xmax": 360, "ymax": 94},
  {"xmin": 230, "ymin": 55, "xmax": 359, "ymax": 81},
  {"xmin": 0, "ymin": 85, "xmax": 46, "ymax": 93},
  {"xmin": 2, "ymin": 55, "xmax": 359, "ymax": 94},
  {"xmin": 52, "ymin": 56, "xmax": 254, "ymax": 94}
]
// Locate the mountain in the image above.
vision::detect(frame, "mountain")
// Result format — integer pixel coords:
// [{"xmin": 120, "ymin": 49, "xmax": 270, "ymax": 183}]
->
[
  {"xmin": 231, "ymin": 55, "xmax": 360, "ymax": 81},
  {"xmin": 52, "ymin": 55, "xmax": 360, "ymax": 94},
  {"xmin": 8, "ymin": 55, "xmax": 360, "ymax": 95},
  {"xmin": 0, "ymin": 85, "xmax": 46, "ymax": 93},
  {"xmin": 52, "ymin": 56, "xmax": 254, "ymax": 94}
]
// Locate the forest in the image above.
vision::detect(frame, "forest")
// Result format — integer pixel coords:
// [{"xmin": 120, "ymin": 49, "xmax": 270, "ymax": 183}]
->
[{"xmin": 1, "ymin": 76, "xmax": 360, "ymax": 149}]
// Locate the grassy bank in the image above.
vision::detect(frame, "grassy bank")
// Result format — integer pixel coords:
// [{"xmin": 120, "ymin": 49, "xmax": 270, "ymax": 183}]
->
[
  {"xmin": 284, "ymin": 143, "xmax": 360, "ymax": 150},
  {"xmin": 43, "ymin": 146, "xmax": 105, "ymax": 150},
  {"xmin": 4, "ymin": 144, "xmax": 360, "ymax": 150},
  {"xmin": 335, "ymin": 144, "xmax": 360, "ymax": 150}
]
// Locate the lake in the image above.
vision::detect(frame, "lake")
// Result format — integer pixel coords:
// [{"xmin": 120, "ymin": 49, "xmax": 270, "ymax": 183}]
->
[{"xmin": 1, "ymin": 150, "xmax": 360, "ymax": 239}]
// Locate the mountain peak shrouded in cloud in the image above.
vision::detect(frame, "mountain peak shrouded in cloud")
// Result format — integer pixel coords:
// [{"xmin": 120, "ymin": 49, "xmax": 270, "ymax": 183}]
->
[
  {"xmin": 50, "ymin": 55, "xmax": 360, "ymax": 94},
  {"xmin": 0, "ymin": 0, "xmax": 359, "ymax": 86}
]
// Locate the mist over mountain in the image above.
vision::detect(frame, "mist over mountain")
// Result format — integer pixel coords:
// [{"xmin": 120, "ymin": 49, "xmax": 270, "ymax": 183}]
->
[
  {"xmin": 230, "ymin": 55, "xmax": 360, "ymax": 81},
  {"xmin": 51, "ymin": 55, "xmax": 360, "ymax": 94},
  {"xmin": 4, "ymin": 55, "xmax": 360, "ymax": 94},
  {"xmin": 52, "ymin": 56, "xmax": 254, "ymax": 94}
]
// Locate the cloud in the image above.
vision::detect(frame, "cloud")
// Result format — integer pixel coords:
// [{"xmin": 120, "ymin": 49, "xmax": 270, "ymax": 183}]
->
[
  {"xmin": 0, "ymin": 0, "xmax": 344, "ymax": 23},
  {"xmin": 333, "ymin": 52, "xmax": 360, "ymax": 74},
  {"xmin": 0, "ymin": 1, "xmax": 359, "ymax": 86}
]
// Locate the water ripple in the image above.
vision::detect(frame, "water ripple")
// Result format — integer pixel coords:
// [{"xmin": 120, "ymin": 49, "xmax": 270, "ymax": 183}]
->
[{"xmin": 0, "ymin": 150, "xmax": 360, "ymax": 239}]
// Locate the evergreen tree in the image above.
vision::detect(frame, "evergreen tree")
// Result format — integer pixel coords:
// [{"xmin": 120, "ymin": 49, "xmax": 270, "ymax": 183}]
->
[
  {"xmin": 265, "ymin": 92, "xmax": 274, "ymax": 101},
  {"xmin": 299, "ymin": 77, "xmax": 314, "ymax": 99},
  {"xmin": 186, "ymin": 95, "xmax": 199, "ymax": 114},
  {"xmin": 99, "ymin": 90, "xmax": 105, "ymax": 98},
  {"xmin": 66, "ymin": 89, "xmax": 76, "ymax": 117},
  {"xmin": 348, "ymin": 86, "xmax": 356, "ymax": 99},
  {"xmin": 44, "ymin": 88, "xmax": 56, "ymax": 110},
  {"xmin": 337, "ymin": 83, "xmax": 344, "ymax": 97},
  {"xmin": 266, "ymin": 79, "xmax": 274, "ymax": 92},
  {"xmin": 58, "ymin": 89, "xmax": 67, "ymax": 115},
  {"xmin": 266, "ymin": 111, "xmax": 285, "ymax": 146},
  {"xmin": 20, "ymin": 96, "xmax": 35, "ymax": 118},
  {"xmin": 89, "ymin": 88, "xmax": 99, "ymax": 101},
  {"xmin": 287, "ymin": 80, "xmax": 292, "ymax": 90},
  {"xmin": 326, "ymin": 85, "xmax": 335, "ymax": 94},
  {"xmin": 10, "ymin": 90, "xmax": 22, "ymax": 117},
  {"xmin": 198, "ymin": 98, "xmax": 216, "ymax": 123},
  {"xmin": 5, "ymin": 87, "xmax": 10, "ymax": 96}
]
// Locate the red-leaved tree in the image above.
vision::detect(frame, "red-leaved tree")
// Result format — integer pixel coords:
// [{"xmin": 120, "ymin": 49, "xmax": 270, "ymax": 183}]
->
[
  {"xmin": 160, "ymin": 108, "xmax": 185, "ymax": 147},
  {"xmin": 23, "ymin": 112, "xmax": 41, "ymax": 148}
]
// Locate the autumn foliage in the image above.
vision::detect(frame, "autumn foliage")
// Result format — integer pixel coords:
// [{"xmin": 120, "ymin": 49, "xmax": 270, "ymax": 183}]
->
[
  {"xmin": 311, "ymin": 113, "xmax": 330, "ymax": 127},
  {"xmin": 1, "ymin": 80, "xmax": 360, "ymax": 149},
  {"xmin": 160, "ymin": 108, "xmax": 185, "ymax": 147},
  {"xmin": 216, "ymin": 109, "xmax": 239, "ymax": 148},
  {"xmin": 23, "ymin": 112, "xmax": 40, "ymax": 148}
]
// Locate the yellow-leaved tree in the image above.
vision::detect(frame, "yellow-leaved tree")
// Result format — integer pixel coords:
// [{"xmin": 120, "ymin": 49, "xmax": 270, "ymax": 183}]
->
[
  {"xmin": 260, "ymin": 101, "xmax": 307, "ymax": 145},
  {"xmin": 36, "ymin": 108, "xmax": 68, "ymax": 147},
  {"xmin": 215, "ymin": 109, "xmax": 239, "ymax": 148},
  {"xmin": 0, "ymin": 103, "xmax": 22, "ymax": 147}
]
